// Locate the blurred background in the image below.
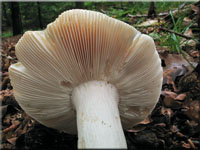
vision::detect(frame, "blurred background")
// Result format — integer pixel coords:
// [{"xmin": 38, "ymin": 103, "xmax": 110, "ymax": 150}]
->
[{"xmin": 2, "ymin": 1, "xmax": 189, "ymax": 37}]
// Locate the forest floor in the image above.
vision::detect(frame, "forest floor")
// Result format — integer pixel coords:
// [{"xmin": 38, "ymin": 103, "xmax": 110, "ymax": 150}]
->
[{"xmin": 1, "ymin": 2, "xmax": 200, "ymax": 150}]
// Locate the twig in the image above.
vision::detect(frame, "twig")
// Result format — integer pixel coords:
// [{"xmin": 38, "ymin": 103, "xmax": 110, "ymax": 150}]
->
[
  {"xmin": 127, "ymin": 12, "xmax": 168, "ymax": 18},
  {"xmin": 127, "ymin": 13, "xmax": 148, "ymax": 18},
  {"xmin": 159, "ymin": 27, "xmax": 193, "ymax": 40},
  {"xmin": 99, "ymin": 9, "xmax": 106, "ymax": 14}
]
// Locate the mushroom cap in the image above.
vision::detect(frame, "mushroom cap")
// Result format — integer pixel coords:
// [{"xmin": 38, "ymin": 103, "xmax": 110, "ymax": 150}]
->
[{"xmin": 9, "ymin": 9, "xmax": 163, "ymax": 134}]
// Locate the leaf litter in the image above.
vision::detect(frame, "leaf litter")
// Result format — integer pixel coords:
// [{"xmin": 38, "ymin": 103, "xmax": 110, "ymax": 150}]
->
[{"xmin": 1, "ymin": 3, "xmax": 200, "ymax": 150}]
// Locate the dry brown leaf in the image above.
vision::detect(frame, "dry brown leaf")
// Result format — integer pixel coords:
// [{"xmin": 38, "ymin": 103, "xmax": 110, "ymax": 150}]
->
[
  {"xmin": 160, "ymin": 52, "xmax": 193, "ymax": 72},
  {"xmin": 7, "ymin": 137, "xmax": 17, "ymax": 145},
  {"xmin": 175, "ymin": 93, "xmax": 187, "ymax": 101},
  {"xmin": 190, "ymin": 51, "xmax": 199, "ymax": 58},
  {"xmin": 128, "ymin": 126, "xmax": 146, "ymax": 133},
  {"xmin": 191, "ymin": 4, "xmax": 199, "ymax": 14},
  {"xmin": 160, "ymin": 52, "xmax": 195, "ymax": 91},
  {"xmin": 0, "ymin": 94, "xmax": 4, "ymax": 101},
  {"xmin": 161, "ymin": 107, "xmax": 173, "ymax": 117},
  {"xmin": 128, "ymin": 123, "xmax": 148, "ymax": 133},
  {"xmin": 162, "ymin": 91, "xmax": 184, "ymax": 109},
  {"xmin": 182, "ymin": 141, "xmax": 191, "ymax": 149},
  {"xmin": 161, "ymin": 91, "xmax": 177, "ymax": 99},
  {"xmin": 21, "ymin": 123, "xmax": 29, "ymax": 134},
  {"xmin": 183, "ymin": 17, "xmax": 193, "ymax": 23},
  {"xmin": 137, "ymin": 19, "xmax": 159, "ymax": 27},
  {"xmin": 3, "ymin": 115, "xmax": 11, "ymax": 125},
  {"xmin": 177, "ymin": 131, "xmax": 186, "ymax": 138},
  {"xmin": 3, "ymin": 90, "xmax": 13, "ymax": 97},
  {"xmin": 188, "ymin": 139, "xmax": 196, "ymax": 149},
  {"xmin": 184, "ymin": 29, "xmax": 193, "ymax": 38},
  {"xmin": 3, "ymin": 121, "xmax": 21, "ymax": 134},
  {"xmin": 170, "ymin": 125, "xmax": 179, "ymax": 133},
  {"xmin": 185, "ymin": 100, "xmax": 200, "ymax": 121},
  {"xmin": 140, "ymin": 116, "xmax": 151, "ymax": 125}
]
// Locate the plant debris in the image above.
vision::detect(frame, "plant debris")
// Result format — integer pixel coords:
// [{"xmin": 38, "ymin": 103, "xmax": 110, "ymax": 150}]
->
[{"xmin": 1, "ymin": 2, "xmax": 200, "ymax": 150}]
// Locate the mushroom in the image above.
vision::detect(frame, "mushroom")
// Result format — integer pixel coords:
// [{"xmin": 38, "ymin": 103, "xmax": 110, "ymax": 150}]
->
[{"xmin": 9, "ymin": 9, "xmax": 163, "ymax": 148}]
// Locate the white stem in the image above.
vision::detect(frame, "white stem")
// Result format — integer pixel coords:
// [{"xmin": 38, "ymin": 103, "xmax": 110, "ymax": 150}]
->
[{"xmin": 72, "ymin": 81, "xmax": 127, "ymax": 148}]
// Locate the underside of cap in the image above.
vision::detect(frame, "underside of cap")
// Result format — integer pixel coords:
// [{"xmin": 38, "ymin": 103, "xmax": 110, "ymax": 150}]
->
[{"xmin": 9, "ymin": 9, "xmax": 163, "ymax": 133}]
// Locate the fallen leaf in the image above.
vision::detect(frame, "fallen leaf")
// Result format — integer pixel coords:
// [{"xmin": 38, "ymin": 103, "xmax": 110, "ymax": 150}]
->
[
  {"xmin": 184, "ymin": 17, "xmax": 193, "ymax": 23},
  {"xmin": 128, "ymin": 125, "xmax": 147, "ymax": 133},
  {"xmin": 182, "ymin": 141, "xmax": 191, "ymax": 149},
  {"xmin": 162, "ymin": 91, "xmax": 184, "ymax": 109},
  {"xmin": 181, "ymin": 39, "xmax": 197, "ymax": 48},
  {"xmin": 0, "ymin": 94, "xmax": 4, "ymax": 101},
  {"xmin": 3, "ymin": 121, "xmax": 21, "ymax": 134},
  {"xmin": 137, "ymin": 19, "xmax": 159, "ymax": 27},
  {"xmin": 170, "ymin": 125, "xmax": 179, "ymax": 133},
  {"xmin": 7, "ymin": 137, "xmax": 17, "ymax": 145},
  {"xmin": 140, "ymin": 117, "xmax": 151, "ymax": 125},
  {"xmin": 191, "ymin": 4, "xmax": 199, "ymax": 14},
  {"xmin": 175, "ymin": 93, "xmax": 187, "ymax": 101},
  {"xmin": 3, "ymin": 114, "xmax": 11, "ymax": 125},
  {"xmin": 190, "ymin": 50, "xmax": 199, "ymax": 58},
  {"xmin": 161, "ymin": 107, "xmax": 173, "ymax": 117},
  {"xmin": 160, "ymin": 52, "xmax": 195, "ymax": 92},
  {"xmin": 185, "ymin": 100, "xmax": 200, "ymax": 121},
  {"xmin": 161, "ymin": 91, "xmax": 177, "ymax": 99},
  {"xmin": 184, "ymin": 29, "xmax": 193, "ymax": 38},
  {"xmin": 188, "ymin": 139, "xmax": 196, "ymax": 149},
  {"xmin": 160, "ymin": 52, "xmax": 193, "ymax": 73}
]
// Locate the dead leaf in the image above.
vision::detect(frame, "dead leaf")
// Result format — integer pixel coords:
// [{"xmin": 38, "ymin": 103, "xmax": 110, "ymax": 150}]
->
[
  {"xmin": 161, "ymin": 107, "xmax": 173, "ymax": 117},
  {"xmin": 177, "ymin": 131, "xmax": 186, "ymax": 138},
  {"xmin": 7, "ymin": 137, "xmax": 17, "ymax": 145},
  {"xmin": 160, "ymin": 52, "xmax": 193, "ymax": 72},
  {"xmin": 191, "ymin": 4, "xmax": 199, "ymax": 14},
  {"xmin": 21, "ymin": 123, "xmax": 29, "ymax": 134},
  {"xmin": 184, "ymin": 17, "xmax": 193, "ymax": 23},
  {"xmin": 154, "ymin": 123, "xmax": 166, "ymax": 127},
  {"xmin": 3, "ymin": 121, "xmax": 21, "ymax": 134},
  {"xmin": 160, "ymin": 52, "xmax": 195, "ymax": 91},
  {"xmin": 3, "ymin": 114, "xmax": 11, "ymax": 125},
  {"xmin": 3, "ymin": 90, "xmax": 13, "ymax": 97},
  {"xmin": 170, "ymin": 125, "xmax": 179, "ymax": 133},
  {"xmin": 185, "ymin": 100, "xmax": 200, "ymax": 122},
  {"xmin": 184, "ymin": 29, "xmax": 193, "ymax": 38},
  {"xmin": 0, "ymin": 94, "xmax": 4, "ymax": 101},
  {"xmin": 190, "ymin": 50, "xmax": 199, "ymax": 58},
  {"xmin": 188, "ymin": 139, "xmax": 196, "ymax": 149},
  {"xmin": 175, "ymin": 93, "xmax": 187, "ymax": 101},
  {"xmin": 183, "ymin": 17, "xmax": 193, "ymax": 27},
  {"xmin": 162, "ymin": 91, "xmax": 184, "ymax": 109},
  {"xmin": 182, "ymin": 141, "xmax": 191, "ymax": 149},
  {"xmin": 161, "ymin": 91, "xmax": 177, "ymax": 99},
  {"xmin": 140, "ymin": 117, "xmax": 151, "ymax": 125},
  {"xmin": 181, "ymin": 40, "xmax": 197, "ymax": 48},
  {"xmin": 128, "ymin": 124, "xmax": 147, "ymax": 133},
  {"xmin": 137, "ymin": 19, "xmax": 159, "ymax": 27}
]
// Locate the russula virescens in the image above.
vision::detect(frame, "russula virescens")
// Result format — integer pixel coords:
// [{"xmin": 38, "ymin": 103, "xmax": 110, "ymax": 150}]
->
[{"xmin": 9, "ymin": 9, "xmax": 163, "ymax": 148}]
